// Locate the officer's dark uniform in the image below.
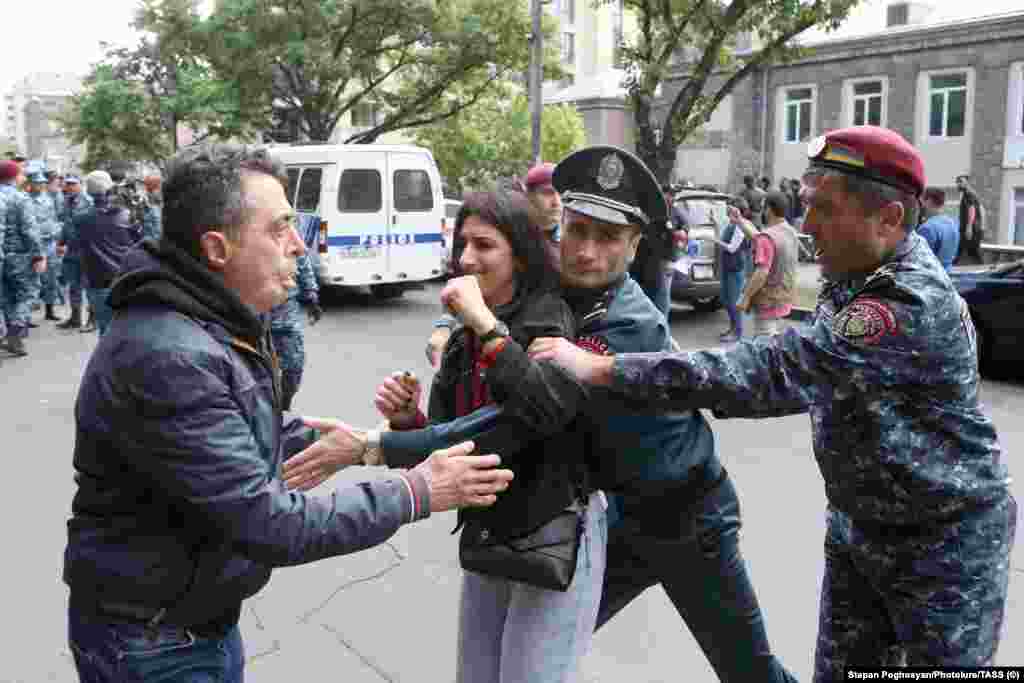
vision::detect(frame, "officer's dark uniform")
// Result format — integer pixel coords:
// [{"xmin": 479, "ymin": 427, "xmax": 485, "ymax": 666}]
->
[
  {"xmin": 380, "ymin": 147, "xmax": 797, "ymax": 682},
  {"xmin": 604, "ymin": 127, "xmax": 1016, "ymax": 675}
]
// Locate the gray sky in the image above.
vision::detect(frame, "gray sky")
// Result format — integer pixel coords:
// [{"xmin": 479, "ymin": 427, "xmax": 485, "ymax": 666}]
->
[{"xmin": 1, "ymin": 0, "xmax": 1020, "ymax": 95}]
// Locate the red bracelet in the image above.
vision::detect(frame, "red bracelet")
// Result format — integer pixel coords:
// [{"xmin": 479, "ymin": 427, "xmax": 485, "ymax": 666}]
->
[{"xmin": 476, "ymin": 337, "xmax": 509, "ymax": 370}]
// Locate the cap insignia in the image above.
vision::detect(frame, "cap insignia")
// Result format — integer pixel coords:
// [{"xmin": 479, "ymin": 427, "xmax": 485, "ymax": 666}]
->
[
  {"xmin": 596, "ymin": 153, "xmax": 625, "ymax": 190},
  {"xmin": 807, "ymin": 135, "xmax": 827, "ymax": 159}
]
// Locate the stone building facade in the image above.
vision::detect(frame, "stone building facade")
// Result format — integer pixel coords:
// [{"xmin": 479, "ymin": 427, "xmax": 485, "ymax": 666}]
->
[{"xmin": 670, "ymin": 9, "xmax": 1024, "ymax": 244}]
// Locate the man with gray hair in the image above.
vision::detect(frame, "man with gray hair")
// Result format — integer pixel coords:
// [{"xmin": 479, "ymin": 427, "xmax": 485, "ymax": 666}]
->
[{"xmin": 64, "ymin": 144, "xmax": 513, "ymax": 682}]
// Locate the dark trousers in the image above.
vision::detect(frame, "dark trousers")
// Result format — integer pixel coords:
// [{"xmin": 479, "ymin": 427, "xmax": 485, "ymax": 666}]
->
[
  {"xmin": 814, "ymin": 497, "xmax": 1016, "ymax": 680},
  {"xmin": 68, "ymin": 607, "xmax": 244, "ymax": 682},
  {"xmin": 597, "ymin": 475, "xmax": 796, "ymax": 682}
]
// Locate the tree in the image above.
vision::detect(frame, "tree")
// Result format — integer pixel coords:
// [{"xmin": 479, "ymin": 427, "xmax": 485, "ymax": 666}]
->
[
  {"xmin": 60, "ymin": 24, "xmax": 257, "ymax": 167},
  {"xmin": 142, "ymin": 0, "xmax": 559, "ymax": 144},
  {"xmin": 413, "ymin": 89, "xmax": 586, "ymax": 193},
  {"xmin": 614, "ymin": 0, "xmax": 864, "ymax": 181}
]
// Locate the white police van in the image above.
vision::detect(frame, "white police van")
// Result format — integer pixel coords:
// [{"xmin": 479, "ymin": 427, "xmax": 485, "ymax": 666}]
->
[{"xmin": 274, "ymin": 144, "xmax": 446, "ymax": 298}]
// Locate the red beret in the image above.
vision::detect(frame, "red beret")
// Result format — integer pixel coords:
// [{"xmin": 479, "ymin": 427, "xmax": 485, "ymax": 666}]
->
[
  {"xmin": 0, "ymin": 160, "xmax": 19, "ymax": 182},
  {"xmin": 524, "ymin": 162, "xmax": 556, "ymax": 190},
  {"xmin": 807, "ymin": 126, "xmax": 925, "ymax": 197}
]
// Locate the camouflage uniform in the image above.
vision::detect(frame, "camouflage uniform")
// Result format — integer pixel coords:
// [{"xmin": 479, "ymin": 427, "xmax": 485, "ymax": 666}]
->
[
  {"xmin": 268, "ymin": 251, "xmax": 319, "ymax": 411},
  {"xmin": 609, "ymin": 232, "xmax": 1015, "ymax": 674},
  {"xmin": 60, "ymin": 192, "xmax": 95, "ymax": 309},
  {"xmin": 28, "ymin": 190, "xmax": 63, "ymax": 306},
  {"xmin": 1, "ymin": 183, "xmax": 43, "ymax": 339}
]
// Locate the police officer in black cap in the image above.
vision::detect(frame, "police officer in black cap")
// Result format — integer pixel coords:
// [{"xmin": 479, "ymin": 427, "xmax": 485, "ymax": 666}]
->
[{"xmin": 534, "ymin": 146, "xmax": 795, "ymax": 680}]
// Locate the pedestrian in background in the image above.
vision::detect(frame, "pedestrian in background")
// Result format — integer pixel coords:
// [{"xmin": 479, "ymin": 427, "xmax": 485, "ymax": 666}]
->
[
  {"xmin": 142, "ymin": 174, "xmax": 163, "ymax": 241},
  {"xmin": 56, "ymin": 175, "xmax": 93, "ymax": 331},
  {"xmin": 738, "ymin": 174, "xmax": 766, "ymax": 228},
  {"xmin": 955, "ymin": 174, "xmax": 985, "ymax": 264},
  {"xmin": 268, "ymin": 247, "xmax": 322, "ymax": 411},
  {"xmin": 736, "ymin": 191, "xmax": 799, "ymax": 336},
  {"xmin": 918, "ymin": 187, "xmax": 959, "ymax": 271},
  {"xmin": 77, "ymin": 170, "xmax": 141, "ymax": 336},
  {"xmin": 1, "ymin": 159, "xmax": 44, "ymax": 357},
  {"xmin": 787, "ymin": 178, "xmax": 805, "ymax": 230},
  {"xmin": 710, "ymin": 197, "xmax": 756, "ymax": 342},
  {"xmin": 534, "ymin": 126, "xmax": 1016, "ymax": 675}
]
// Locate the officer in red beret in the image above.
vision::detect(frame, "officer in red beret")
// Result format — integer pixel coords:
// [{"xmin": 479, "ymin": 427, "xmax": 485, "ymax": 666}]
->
[{"xmin": 528, "ymin": 126, "xmax": 1015, "ymax": 672}]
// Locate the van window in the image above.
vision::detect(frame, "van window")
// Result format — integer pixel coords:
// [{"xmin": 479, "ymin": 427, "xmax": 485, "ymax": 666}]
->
[
  {"xmin": 295, "ymin": 168, "xmax": 323, "ymax": 212},
  {"xmin": 394, "ymin": 169, "xmax": 434, "ymax": 212},
  {"xmin": 338, "ymin": 169, "xmax": 383, "ymax": 213},
  {"xmin": 286, "ymin": 168, "xmax": 300, "ymax": 206}
]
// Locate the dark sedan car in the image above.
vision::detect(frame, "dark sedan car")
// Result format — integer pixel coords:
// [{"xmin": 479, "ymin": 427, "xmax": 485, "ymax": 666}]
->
[
  {"xmin": 950, "ymin": 258, "xmax": 1024, "ymax": 377},
  {"xmin": 670, "ymin": 190, "xmax": 731, "ymax": 312}
]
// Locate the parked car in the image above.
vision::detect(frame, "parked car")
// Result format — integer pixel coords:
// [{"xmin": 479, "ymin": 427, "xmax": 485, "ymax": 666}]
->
[
  {"xmin": 669, "ymin": 190, "xmax": 731, "ymax": 312},
  {"xmin": 950, "ymin": 258, "xmax": 1024, "ymax": 377}
]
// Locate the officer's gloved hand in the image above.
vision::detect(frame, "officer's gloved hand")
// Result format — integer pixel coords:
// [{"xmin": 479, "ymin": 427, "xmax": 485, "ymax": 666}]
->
[{"xmin": 306, "ymin": 302, "xmax": 324, "ymax": 326}]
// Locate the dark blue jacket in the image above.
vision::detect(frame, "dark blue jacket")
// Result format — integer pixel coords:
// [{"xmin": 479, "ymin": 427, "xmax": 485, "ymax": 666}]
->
[
  {"xmin": 64, "ymin": 240, "xmax": 424, "ymax": 630},
  {"xmin": 78, "ymin": 193, "xmax": 142, "ymax": 289}
]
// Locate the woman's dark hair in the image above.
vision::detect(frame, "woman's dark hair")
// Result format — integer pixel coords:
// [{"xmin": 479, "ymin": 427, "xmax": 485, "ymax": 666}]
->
[{"xmin": 452, "ymin": 190, "xmax": 558, "ymax": 298}]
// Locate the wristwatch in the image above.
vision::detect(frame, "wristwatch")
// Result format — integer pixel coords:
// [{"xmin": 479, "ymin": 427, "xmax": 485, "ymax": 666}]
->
[
  {"xmin": 363, "ymin": 429, "xmax": 384, "ymax": 466},
  {"xmin": 478, "ymin": 320, "xmax": 510, "ymax": 345}
]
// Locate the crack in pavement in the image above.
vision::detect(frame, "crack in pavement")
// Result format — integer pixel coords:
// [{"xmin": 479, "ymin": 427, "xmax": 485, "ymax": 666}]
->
[
  {"xmin": 244, "ymin": 602, "xmax": 282, "ymax": 662},
  {"xmin": 297, "ymin": 541, "xmax": 407, "ymax": 624},
  {"xmin": 320, "ymin": 622, "xmax": 395, "ymax": 682}
]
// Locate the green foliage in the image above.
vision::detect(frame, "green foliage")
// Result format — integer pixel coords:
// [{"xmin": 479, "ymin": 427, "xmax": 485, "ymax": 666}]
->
[
  {"xmin": 142, "ymin": 0, "xmax": 562, "ymax": 143},
  {"xmin": 610, "ymin": 0, "xmax": 864, "ymax": 180},
  {"xmin": 61, "ymin": 14, "xmax": 258, "ymax": 168},
  {"xmin": 413, "ymin": 90, "xmax": 586, "ymax": 193}
]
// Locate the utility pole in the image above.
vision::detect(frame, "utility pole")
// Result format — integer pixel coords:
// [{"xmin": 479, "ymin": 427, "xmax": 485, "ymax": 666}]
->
[{"xmin": 529, "ymin": 0, "xmax": 544, "ymax": 164}]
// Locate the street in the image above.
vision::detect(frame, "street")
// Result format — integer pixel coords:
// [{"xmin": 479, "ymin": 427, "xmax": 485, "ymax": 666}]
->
[{"xmin": 2, "ymin": 282, "xmax": 1021, "ymax": 682}]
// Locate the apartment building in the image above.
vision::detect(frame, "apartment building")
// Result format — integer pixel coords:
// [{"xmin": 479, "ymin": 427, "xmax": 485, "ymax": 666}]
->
[
  {"xmin": 543, "ymin": 0, "xmax": 637, "ymax": 149},
  {"xmin": 3, "ymin": 72, "xmax": 83, "ymax": 167}
]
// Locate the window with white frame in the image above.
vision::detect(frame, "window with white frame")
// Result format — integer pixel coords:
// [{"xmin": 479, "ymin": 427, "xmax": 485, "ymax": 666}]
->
[
  {"xmin": 928, "ymin": 72, "xmax": 967, "ymax": 137},
  {"xmin": 561, "ymin": 32, "xmax": 575, "ymax": 64},
  {"xmin": 1018, "ymin": 66, "xmax": 1024, "ymax": 136},
  {"xmin": 1014, "ymin": 188, "xmax": 1024, "ymax": 245},
  {"xmin": 852, "ymin": 80, "xmax": 884, "ymax": 127},
  {"xmin": 785, "ymin": 87, "xmax": 814, "ymax": 143}
]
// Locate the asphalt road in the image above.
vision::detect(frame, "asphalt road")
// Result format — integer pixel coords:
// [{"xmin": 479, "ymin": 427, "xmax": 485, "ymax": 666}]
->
[{"xmin": 2, "ymin": 283, "xmax": 1021, "ymax": 682}]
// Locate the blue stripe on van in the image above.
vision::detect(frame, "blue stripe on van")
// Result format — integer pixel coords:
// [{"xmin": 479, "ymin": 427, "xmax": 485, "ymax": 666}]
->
[{"xmin": 326, "ymin": 233, "xmax": 443, "ymax": 247}]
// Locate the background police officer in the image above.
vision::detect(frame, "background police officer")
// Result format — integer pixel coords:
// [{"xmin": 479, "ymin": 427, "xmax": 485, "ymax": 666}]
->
[
  {"xmin": 56, "ymin": 175, "xmax": 93, "ymax": 330},
  {"xmin": 268, "ymin": 249, "xmax": 322, "ymax": 411},
  {"xmin": 25, "ymin": 171, "xmax": 62, "ymax": 323},
  {"xmin": 532, "ymin": 126, "xmax": 1016, "ymax": 674},
  {"xmin": 1, "ymin": 160, "xmax": 44, "ymax": 356}
]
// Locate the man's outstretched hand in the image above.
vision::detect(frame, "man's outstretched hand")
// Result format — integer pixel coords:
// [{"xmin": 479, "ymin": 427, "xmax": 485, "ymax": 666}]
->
[
  {"xmin": 283, "ymin": 417, "xmax": 367, "ymax": 491},
  {"xmin": 413, "ymin": 441, "xmax": 514, "ymax": 512}
]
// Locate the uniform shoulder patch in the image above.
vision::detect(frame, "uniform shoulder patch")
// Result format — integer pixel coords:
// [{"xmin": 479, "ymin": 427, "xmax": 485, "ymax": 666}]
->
[
  {"xmin": 832, "ymin": 298, "xmax": 898, "ymax": 344},
  {"xmin": 575, "ymin": 335, "xmax": 611, "ymax": 356}
]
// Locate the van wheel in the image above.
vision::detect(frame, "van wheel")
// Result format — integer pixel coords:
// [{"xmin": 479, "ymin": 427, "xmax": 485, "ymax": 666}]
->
[
  {"xmin": 371, "ymin": 284, "xmax": 405, "ymax": 300},
  {"xmin": 691, "ymin": 296, "xmax": 722, "ymax": 313}
]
